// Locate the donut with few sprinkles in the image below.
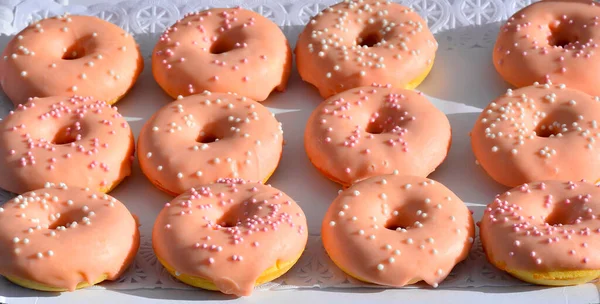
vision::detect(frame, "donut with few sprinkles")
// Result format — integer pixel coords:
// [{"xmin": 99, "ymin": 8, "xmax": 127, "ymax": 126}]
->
[
  {"xmin": 137, "ymin": 92, "xmax": 283, "ymax": 196},
  {"xmin": 480, "ymin": 180, "xmax": 600, "ymax": 285},
  {"xmin": 152, "ymin": 178, "xmax": 308, "ymax": 296},
  {"xmin": 152, "ymin": 7, "xmax": 292, "ymax": 101},
  {"xmin": 493, "ymin": 0, "xmax": 600, "ymax": 95},
  {"xmin": 0, "ymin": 96, "xmax": 135, "ymax": 194},
  {"xmin": 304, "ymin": 85, "xmax": 451, "ymax": 187},
  {"xmin": 0, "ymin": 14, "xmax": 143, "ymax": 106},
  {"xmin": 0, "ymin": 184, "xmax": 140, "ymax": 291},
  {"xmin": 322, "ymin": 174, "xmax": 475, "ymax": 288},
  {"xmin": 295, "ymin": 0, "xmax": 437, "ymax": 98},
  {"xmin": 471, "ymin": 83, "xmax": 600, "ymax": 187}
]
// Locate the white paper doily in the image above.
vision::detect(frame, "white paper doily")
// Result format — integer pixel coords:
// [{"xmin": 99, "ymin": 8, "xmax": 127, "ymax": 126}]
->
[
  {"xmin": 0, "ymin": 0, "xmax": 555, "ymax": 294},
  {"xmin": 0, "ymin": 0, "xmax": 538, "ymax": 35}
]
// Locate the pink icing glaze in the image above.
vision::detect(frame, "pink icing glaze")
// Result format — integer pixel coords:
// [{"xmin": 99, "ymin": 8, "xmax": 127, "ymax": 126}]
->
[
  {"xmin": 322, "ymin": 174, "xmax": 475, "ymax": 287},
  {"xmin": 152, "ymin": 7, "xmax": 292, "ymax": 101},
  {"xmin": 152, "ymin": 178, "xmax": 308, "ymax": 296},
  {"xmin": 137, "ymin": 92, "xmax": 283, "ymax": 196},
  {"xmin": 471, "ymin": 83, "xmax": 600, "ymax": 187},
  {"xmin": 0, "ymin": 14, "xmax": 143, "ymax": 106},
  {"xmin": 493, "ymin": 0, "xmax": 600, "ymax": 95},
  {"xmin": 295, "ymin": 0, "xmax": 437, "ymax": 98},
  {"xmin": 480, "ymin": 180, "xmax": 600, "ymax": 274},
  {"xmin": 304, "ymin": 85, "xmax": 451, "ymax": 187},
  {"xmin": 0, "ymin": 184, "xmax": 140, "ymax": 291},
  {"xmin": 0, "ymin": 96, "xmax": 134, "ymax": 194}
]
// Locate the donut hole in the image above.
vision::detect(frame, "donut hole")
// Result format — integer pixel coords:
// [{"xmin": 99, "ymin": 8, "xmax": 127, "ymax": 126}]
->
[
  {"xmin": 534, "ymin": 111, "xmax": 578, "ymax": 138},
  {"xmin": 365, "ymin": 114, "xmax": 409, "ymax": 134},
  {"xmin": 366, "ymin": 122, "xmax": 385, "ymax": 134},
  {"xmin": 545, "ymin": 203, "xmax": 585, "ymax": 226},
  {"xmin": 547, "ymin": 23, "xmax": 580, "ymax": 48},
  {"xmin": 47, "ymin": 209, "xmax": 87, "ymax": 230},
  {"xmin": 534, "ymin": 124, "xmax": 561, "ymax": 138},
  {"xmin": 196, "ymin": 132, "xmax": 220, "ymax": 143},
  {"xmin": 545, "ymin": 211, "xmax": 571, "ymax": 226},
  {"xmin": 52, "ymin": 125, "xmax": 78, "ymax": 145},
  {"xmin": 356, "ymin": 29, "xmax": 383, "ymax": 48},
  {"xmin": 62, "ymin": 44, "xmax": 86, "ymax": 60},
  {"xmin": 385, "ymin": 210, "xmax": 416, "ymax": 232},
  {"xmin": 216, "ymin": 206, "xmax": 243, "ymax": 228},
  {"xmin": 210, "ymin": 37, "xmax": 236, "ymax": 55}
]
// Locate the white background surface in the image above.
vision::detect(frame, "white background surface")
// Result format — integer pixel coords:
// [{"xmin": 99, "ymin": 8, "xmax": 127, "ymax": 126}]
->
[{"xmin": 0, "ymin": 0, "xmax": 599, "ymax": 303}]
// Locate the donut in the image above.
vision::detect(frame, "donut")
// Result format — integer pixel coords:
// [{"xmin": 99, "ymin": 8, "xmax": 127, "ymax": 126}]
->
[
  {"xmin": 471, "ymin": 83, "xmax": 600, "ymax": 187},
  {"xmin": 480, "ymin": 180, "xmax": 600, "ymax": 285},
  {"xmin": 322, "ymin": 174, "xmax": 474, "ymax": 287},
  {"xmin": 493, "ymin": 0, "xmax": 600, "ymax": 95},
  {"xmin": 0, "ymin": 14, "xmax": 143, "ymax": 106},
  {"xmin": 153, "ymin": 178, "xmax": 308, "ymax": 296},
  {"xmin": 295, "ymin": 0, "xmax": 437, "ymax": 98},
  {"xmin": 304, "ymin": 85, "xmax": 451, "ymax": 187},
  {"xmin": 138, "ymin": 92, "xmax": 283, "ymax": 196},
  {"xmin": 0, "ymin": 96, "xmax": 135, "ymax": 194},
  {"xmin": 152, "ymin": 7, "xmax": 292, "ymax": 101},
  {"xmin": 0, "ymin": 184, "xmax": 139, "ymax": 291}
]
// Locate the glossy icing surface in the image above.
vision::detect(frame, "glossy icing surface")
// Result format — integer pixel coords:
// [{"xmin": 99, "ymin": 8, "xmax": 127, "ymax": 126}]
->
[
  {"xmin": 0, "ymin": 96, "xmax": 134, "ymax": 194},
  {"xmin": 0, "ymin": 185, "xmax": 140, "ymax": 291},
  {"xmin": 152, "ymin": 7, "xmax": 292, "ymax": 101},
  {"xmin": 138, "ymin": 92, "xmax": 283, "ymax": 195},
  {"xmin": 322, "ymin": 174, "xmax": 474, "ymax": 287},
  {"xmin": 0, "ymin": 15, "xmax": 143, "ymax": 105},
  {"xmin": 471, "ymin": 83, "xmax": 600, "ymax": 187},
  {"xmin": 295, "ymin": 0, "xmax": 437, "ymax": 98},
  {"xmin": 493, "ymin": 0, "xmax": 600, "ymax": 95},
  {"xmin": 480, "ymin": 180, "xmax": 600, "ymax": 273},
  {"xmin": 304, "ymin": 85, "xmax": 451, "ymax": 187},
  {"xmin": 152, "ymin": 178, "xmax": 308, "ymax": 296}
]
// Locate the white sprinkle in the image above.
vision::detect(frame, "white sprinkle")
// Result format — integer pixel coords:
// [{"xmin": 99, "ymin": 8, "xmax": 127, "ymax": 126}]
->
[{"xmin": 377, "ymin": 264, "xmax": 384, "ymax": 271}]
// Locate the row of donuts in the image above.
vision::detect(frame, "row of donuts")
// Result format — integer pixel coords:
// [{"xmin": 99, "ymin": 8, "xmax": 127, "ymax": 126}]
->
[
  {"xmin": 0, "ymin": 2, "xmax": 597, "ymax": 294},
  {"xmin": 475, "ymin": 0, "xmax": 600, "ymax": 288}
]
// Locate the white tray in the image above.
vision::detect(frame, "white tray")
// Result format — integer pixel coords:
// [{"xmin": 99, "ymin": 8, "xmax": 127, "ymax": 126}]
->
[{"xmin": 0, "ymin": 0, "xmax": 599, "ymax": 303}]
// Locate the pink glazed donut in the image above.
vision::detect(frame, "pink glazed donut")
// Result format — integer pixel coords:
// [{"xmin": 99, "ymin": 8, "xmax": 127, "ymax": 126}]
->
[
  {"xmin": 0, "ymin": 15, "xmax": 143, "ymax": 106},
  {"xmin": 493, "ymin": 0, "xmax": 600, "ymax": 95},
  {"xmin": 0, "ymin": 184, "xmax": 140, "ymax": 291},
  {"xmin": 471, "ymin": 83, "xmax": 600, "ymax": 187},
  {"xmin": 322, "ymin": 174, "xmax": 475, "ymax": 287},
  {"xmin": 295, "ymin": 0, "xmax": 437, "ymax": 98},
  {"xmin": 152, "ymin": 7, "xmax": 292, "ymax": 101},
  {"xmin": 153, "ymin": 178, "xmax": 308, "ymax": 296},
  {"xmin": 304, "ymin": 85, "xmax": 451, "ymax": 187},
  {"xmin": 480, "ymin": 180, "xmax": 600, "ymax": 285},
  {"xmin": 0, "ymin": 96, "xmax": 134, "ymax": 194},
  {"xmin": 138, "ymin": 92, "xmax": 283, "ymax": 196}
]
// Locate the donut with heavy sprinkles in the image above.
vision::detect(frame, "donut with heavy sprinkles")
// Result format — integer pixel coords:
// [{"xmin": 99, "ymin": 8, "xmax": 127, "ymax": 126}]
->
[{"xmin": 295, "ymin": 0, "xmax": 437, "ymax": 98}]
